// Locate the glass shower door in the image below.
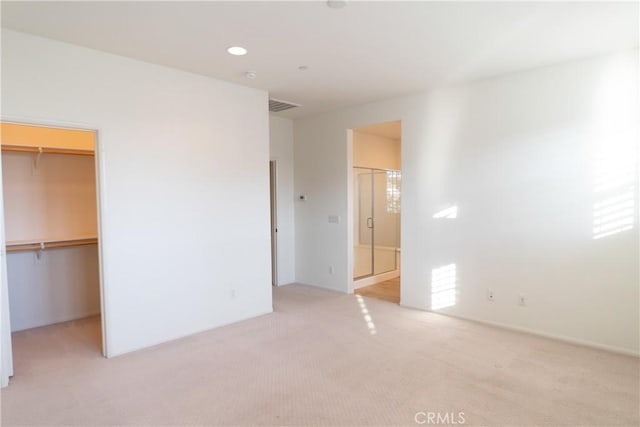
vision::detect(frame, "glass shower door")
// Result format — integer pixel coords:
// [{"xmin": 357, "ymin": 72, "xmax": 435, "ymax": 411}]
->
[
  {"xmin": 353, "ymin": 168, "xmax": 401, "ymax": 280},
  {"xmin": 372, "ymin": 170, "xmax": 399, "ymax": 275},
  {"xmin": 354, "ymin": 168, "xmax": 373, "ymax": 279}
]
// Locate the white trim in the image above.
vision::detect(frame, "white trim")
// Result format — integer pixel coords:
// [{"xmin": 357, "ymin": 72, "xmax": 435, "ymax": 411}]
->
[
  {"xmin": 0, "ymin": 148, "xmax": 13, "ymax": 388},
  {"xmin": 0, "ymin": 115, "xmax": 98, "ymax": 132},
  {"xmin": 346, "ymin": 129, "xmax": 354, "ymax": 293},
  {"xmin": 269, "ymin": 160, "xmax": 278, "ymax": 287}
]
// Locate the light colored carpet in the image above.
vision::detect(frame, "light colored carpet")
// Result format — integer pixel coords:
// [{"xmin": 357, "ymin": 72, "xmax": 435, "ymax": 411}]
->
[{"xmin": 1, "ymin": 284, "xmax": 638, "ymax": 426}]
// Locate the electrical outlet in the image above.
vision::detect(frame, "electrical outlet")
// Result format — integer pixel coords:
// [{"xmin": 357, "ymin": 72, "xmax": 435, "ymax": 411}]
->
[
  {"xmin": 518, "ymin": 294, "xmax": 526, "ymax": 306},
  {"xmin": 230, "ymin": 289, "xmax": 236, "ymax": 299},
  {"xmin": 329, "ymin": 265, "xmax": 334, "ymax": 275},
  {"xmin": 487, "ymin": 290, "xmax": 495, "ymax": 302}
]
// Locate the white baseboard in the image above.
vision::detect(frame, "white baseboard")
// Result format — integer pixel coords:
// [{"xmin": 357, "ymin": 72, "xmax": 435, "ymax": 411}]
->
[{"xmin": 400, "ymin": 302, "xmax": 639, "ymax": 357}]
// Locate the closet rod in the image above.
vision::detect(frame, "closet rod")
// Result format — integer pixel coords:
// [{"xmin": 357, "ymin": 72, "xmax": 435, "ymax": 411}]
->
[
  {"xmin": 1, "ymin": 145, "xmax": 94, "ymax": 157},
  {"xmin": 6, "ymin": 237, "xmax": 98, "ymax": 253}
]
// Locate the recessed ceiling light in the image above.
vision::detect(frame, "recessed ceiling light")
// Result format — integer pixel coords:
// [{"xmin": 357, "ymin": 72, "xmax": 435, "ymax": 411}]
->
[
  {"xmin": 245, "ymin": 71, "xmax": 257, "ymax": 79},
  {"xmin": 227, "ymin": 46, "xmax": 247, "ymax": 56},
  {"xmin": 298, "ymin": 65, "xmax": 309, "ymax": 71},
  {"xmin": 327, "ymin": 0, "xmax": 347, "ymax": 9}
]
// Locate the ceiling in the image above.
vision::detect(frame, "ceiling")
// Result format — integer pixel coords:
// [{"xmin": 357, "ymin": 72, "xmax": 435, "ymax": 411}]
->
[{"xmin": 1, "ymin": 1, "xmax": 638, "ymax": 119}]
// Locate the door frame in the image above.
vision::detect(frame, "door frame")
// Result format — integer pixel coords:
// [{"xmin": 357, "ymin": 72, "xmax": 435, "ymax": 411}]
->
[
  {"xmin": 0, "ymin": 149, "xmax": 12, "ymax": 387},
  {"xmin": 347, "ymin": 121, "xmax": 403, "ymax": 295},
  {"xmin": 269, "ymin": 160, "xmax": 278, "ymax": 286}
]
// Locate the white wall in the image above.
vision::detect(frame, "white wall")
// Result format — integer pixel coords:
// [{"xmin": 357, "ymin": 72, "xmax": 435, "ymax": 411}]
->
[
  {"xmin": 294, "ymin": 50, "xmax": 639, "ymax": 354},
  {"xmin": 1, "ymin": 30, "xmax": 272, "ymax": 358},
  {"xmin": 269, "ymin": 115, "xmax": 296, "ymax": 285}
]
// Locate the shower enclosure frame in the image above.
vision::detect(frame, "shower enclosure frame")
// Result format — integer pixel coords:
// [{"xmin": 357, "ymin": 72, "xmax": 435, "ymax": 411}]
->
[{"xmin": 353, "ymin": 166, "xmax": 401, "ymax": 281}]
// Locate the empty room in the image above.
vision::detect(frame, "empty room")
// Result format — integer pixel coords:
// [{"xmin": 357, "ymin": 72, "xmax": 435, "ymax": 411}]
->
[{"xmin": 0, "ymin": 1, "xmax": 638, "ymax": 426}]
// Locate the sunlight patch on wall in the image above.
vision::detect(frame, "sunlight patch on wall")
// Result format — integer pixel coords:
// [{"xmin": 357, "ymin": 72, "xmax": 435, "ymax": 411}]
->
[
  {"xmin": 593, "ymin": 191, "xmax": 635, "ymax": 239},
  {"xmin": 433, "ymin": 205, "xmax": 458, "ymax": 219},
  {"xmin": 431, "ymin": 263, "xmax": 457, "ymax": 310},
  {"xmin": 592, "ymin": 140, "xmax": 635, "ymax": 239},
  {"xmin": 592, "ymin": 56, "xmax": 637, "ymax": 240}
]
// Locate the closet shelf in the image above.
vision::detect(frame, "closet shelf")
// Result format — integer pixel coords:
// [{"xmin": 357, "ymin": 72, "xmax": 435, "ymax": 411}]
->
[
  {"xmin": 1, "ymin": 144, "xmax": 94, "ymax": 157},
  {"xmin": 6, "ymin": 237, "xmax": 98, "ymax": 253}
]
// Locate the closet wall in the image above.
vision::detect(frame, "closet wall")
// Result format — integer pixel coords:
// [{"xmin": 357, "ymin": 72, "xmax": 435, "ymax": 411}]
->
[
  {"xmin": 2, "ymin": 123, "xmax": 100, "ymax": 332},
  {"xmin": 2, "ymin": 30, "xmax": 271, "ymax": 359}
]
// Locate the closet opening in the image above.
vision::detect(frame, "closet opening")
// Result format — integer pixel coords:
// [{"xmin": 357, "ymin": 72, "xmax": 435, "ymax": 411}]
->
[
  {"xmin": 1, "ymin": 122, "xmax": 105, "ymax": 381},
  {"xmin": 351, "ymin": 121, "xmax": 401, "ymax": 304}
]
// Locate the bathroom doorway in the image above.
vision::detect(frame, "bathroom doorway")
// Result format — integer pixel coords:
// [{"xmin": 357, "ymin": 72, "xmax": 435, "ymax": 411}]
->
[{"xmin": 351, "ymin": 121, "xmax": 401, "ymax": 303}]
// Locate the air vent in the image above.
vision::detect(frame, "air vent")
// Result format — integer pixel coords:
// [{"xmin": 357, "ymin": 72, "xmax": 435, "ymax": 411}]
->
[{"xmin": 269, "ymin": 98, "xmax": 300, "ymax": 113}]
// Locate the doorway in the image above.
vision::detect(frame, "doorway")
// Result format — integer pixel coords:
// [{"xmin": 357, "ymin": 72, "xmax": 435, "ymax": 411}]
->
[
  {"xmin": 0, "ymin": 122, "xmax": 105, "ymax": 386},
  {"xmin": 351, "ymin": 121, "xmax": 402, "ymax": 303}
]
